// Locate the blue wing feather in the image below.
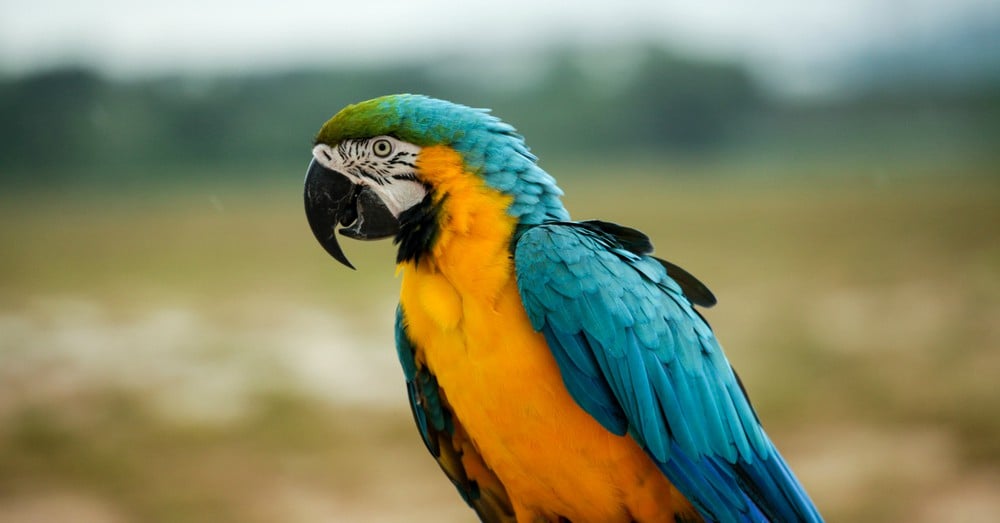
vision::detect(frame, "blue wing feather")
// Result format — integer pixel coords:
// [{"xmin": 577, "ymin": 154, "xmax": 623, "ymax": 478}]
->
[{"xmin": 514, "ymin": 222, "xmax": 822, "ymax": 522}]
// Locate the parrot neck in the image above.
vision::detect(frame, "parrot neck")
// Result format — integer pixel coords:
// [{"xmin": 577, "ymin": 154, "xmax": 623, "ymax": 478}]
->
[{"xmin": 397, "ymin": 145, "xmax": 520, "ymax": 311}]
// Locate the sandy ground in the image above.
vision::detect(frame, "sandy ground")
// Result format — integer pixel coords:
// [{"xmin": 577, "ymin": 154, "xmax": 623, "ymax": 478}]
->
[{"xmin": 2, "ymin": 287, "xmax": 998, "ymax": 522}]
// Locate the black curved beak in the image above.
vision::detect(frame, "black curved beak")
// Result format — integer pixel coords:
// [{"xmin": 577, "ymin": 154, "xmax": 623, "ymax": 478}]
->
[{"xmin": 303, "ymin": 159, "xmax": 400, "ymax": 269}]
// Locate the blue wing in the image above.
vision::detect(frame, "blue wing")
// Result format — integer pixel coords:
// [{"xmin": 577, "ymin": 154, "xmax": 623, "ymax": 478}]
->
[
  {"xmin": 514, "ymin": 221, "xmax": 822, "ymax": 522},
  {"xmin": 395, "ymin": 306, "xmax": 516, "ymax": 523}
]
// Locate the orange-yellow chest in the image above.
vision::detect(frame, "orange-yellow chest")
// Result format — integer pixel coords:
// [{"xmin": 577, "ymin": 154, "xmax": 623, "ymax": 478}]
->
[{"xmin": 396, "ymin": 147, "xmax": 695, "ymax": 522}]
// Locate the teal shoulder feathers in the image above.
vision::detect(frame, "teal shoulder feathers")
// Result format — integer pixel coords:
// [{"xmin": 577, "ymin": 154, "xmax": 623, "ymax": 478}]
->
[{"xmin": 514, "ymin": 220, "xmax": 822, "ymax": 522}]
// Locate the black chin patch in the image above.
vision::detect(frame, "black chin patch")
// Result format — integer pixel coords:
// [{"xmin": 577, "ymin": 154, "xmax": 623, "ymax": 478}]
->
[{"xmin": 395, "ymin": 192, "xmax": 445, "ymax": 265}]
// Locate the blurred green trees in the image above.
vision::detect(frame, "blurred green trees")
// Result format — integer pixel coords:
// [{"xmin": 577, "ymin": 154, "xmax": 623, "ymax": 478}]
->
[{"xmin": 1, "ymin": 45, "xmax": 997, "ymax": 187}]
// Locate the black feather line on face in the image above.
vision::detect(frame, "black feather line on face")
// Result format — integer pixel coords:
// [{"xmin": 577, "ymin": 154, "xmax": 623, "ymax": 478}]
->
[
  {"xmin": 388, "ymin": 151, "xmax": 418, "ymax": 168},
  {"xmin": 391, "ymin": 172, "xmax": 419, "ymax": 182},
  {"xmin": 395, "ymin": 190, "xmax": 444, "ymax": 266},
  {"xmin": 351, "ymin": 167, "xmax": 386, "ymax": 186},
  {"xmin": 337, "ymin": 138, "xmax": 418, "ymax": 186}
]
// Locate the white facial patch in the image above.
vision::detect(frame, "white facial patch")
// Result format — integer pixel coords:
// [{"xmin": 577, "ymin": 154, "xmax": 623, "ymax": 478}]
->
[{"xmin": 312, "ymin": 136, "xmax": 426, "ymax": 218}]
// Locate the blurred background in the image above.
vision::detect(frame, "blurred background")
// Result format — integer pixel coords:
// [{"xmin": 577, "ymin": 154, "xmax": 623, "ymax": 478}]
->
[{"xmin": 1, "ymin": 1, "xmax": 998, "ymax": 521}]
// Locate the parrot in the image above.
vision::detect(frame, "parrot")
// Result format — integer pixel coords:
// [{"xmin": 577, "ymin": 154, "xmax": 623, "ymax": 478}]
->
[{"xmin": 303, "ymin": 94, "xmax": 822, "ymax": 523}]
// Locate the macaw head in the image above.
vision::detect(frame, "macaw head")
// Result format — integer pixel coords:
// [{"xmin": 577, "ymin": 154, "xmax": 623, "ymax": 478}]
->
[{"xmin": 304, "ymin": 94, "xmax": 569, "ymax": 268}]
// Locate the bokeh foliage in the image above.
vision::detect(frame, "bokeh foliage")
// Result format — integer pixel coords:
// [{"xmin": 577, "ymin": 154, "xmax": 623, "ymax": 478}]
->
[{"xmin": 2, "ymin": 45, "xmax": 997, "ymax": 188}]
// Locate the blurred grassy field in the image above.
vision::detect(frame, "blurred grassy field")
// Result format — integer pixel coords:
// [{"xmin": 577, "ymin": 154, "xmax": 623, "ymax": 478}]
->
[{"xmin": 0, "ymin": 170, "xmax": 998, "ymax": 522}]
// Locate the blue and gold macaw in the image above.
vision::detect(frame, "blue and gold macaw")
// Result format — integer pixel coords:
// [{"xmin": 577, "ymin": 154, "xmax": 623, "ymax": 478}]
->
[{"xmin": 304, "ymin": 95, "xmax": 822, "ymax": 523}]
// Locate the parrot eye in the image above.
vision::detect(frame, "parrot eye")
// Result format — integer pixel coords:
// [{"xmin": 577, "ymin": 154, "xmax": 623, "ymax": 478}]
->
[{"xmin": 372, "ymin": 139, "xmax": 393, "ymax": 158}]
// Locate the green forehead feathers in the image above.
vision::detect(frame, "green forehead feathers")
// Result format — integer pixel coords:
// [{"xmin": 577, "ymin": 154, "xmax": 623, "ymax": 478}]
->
[{"xmin": 315, "ymin": 94, "xmax": 476, "ymax": 147}]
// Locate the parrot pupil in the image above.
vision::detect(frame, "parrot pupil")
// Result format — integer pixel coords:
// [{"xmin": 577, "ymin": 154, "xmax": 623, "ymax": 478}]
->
[{"xmin": 373, "ymin": 139, "xmax": 392, "ymax": 157}]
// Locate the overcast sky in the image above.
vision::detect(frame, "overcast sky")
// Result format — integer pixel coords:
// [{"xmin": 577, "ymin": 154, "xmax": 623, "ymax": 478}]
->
[{"xmin": 2, "ymin": 0, "xmax": 997, "ymax": 84}]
